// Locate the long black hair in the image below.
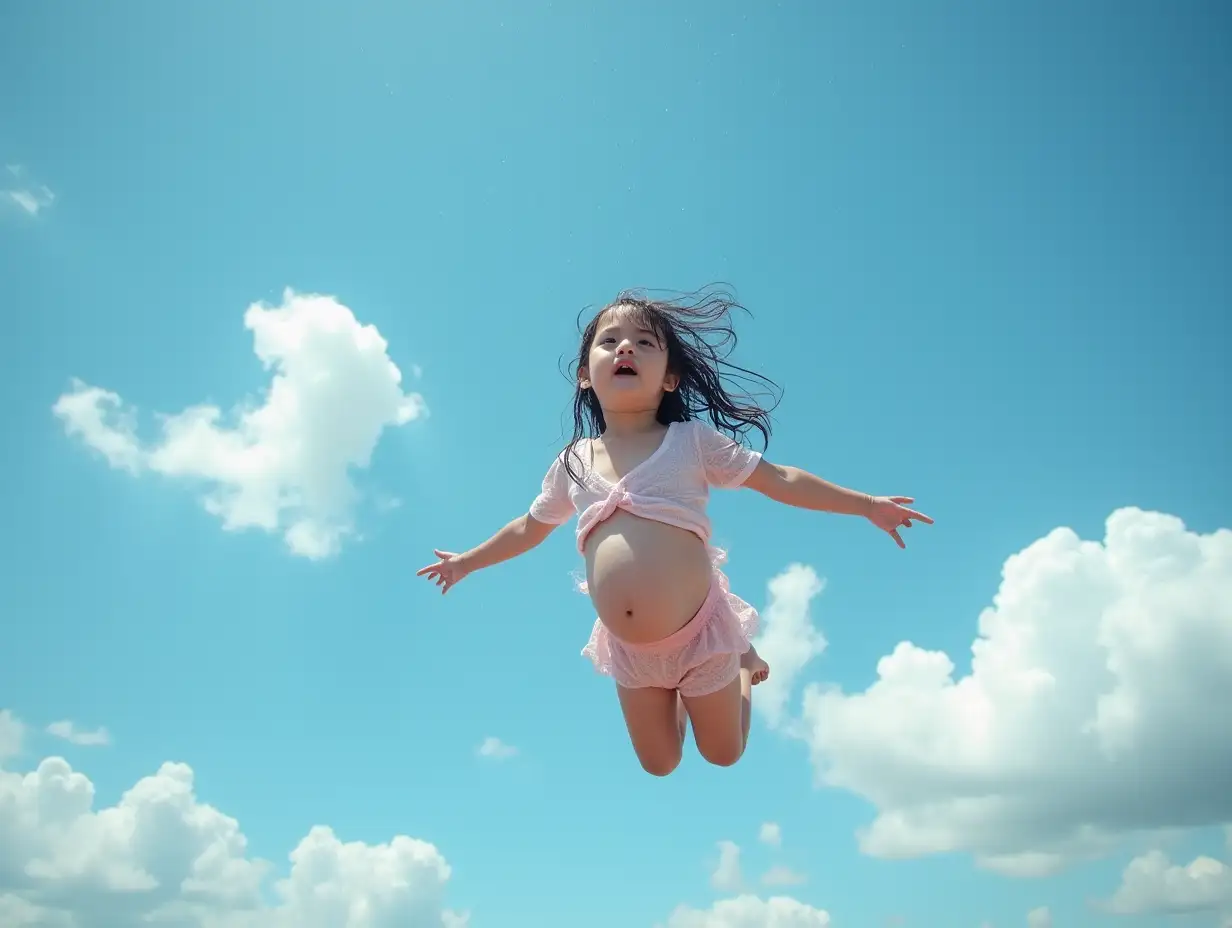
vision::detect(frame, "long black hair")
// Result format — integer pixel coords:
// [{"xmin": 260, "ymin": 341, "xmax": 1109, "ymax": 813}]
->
[{"xmin": 562, "ymin": 284, "xmax": 781, "ymax": 485}]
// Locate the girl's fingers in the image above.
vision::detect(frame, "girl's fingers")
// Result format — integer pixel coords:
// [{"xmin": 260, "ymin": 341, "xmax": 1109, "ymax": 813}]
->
[
  {"xmin": 889, "ymin": 496, "xmax": 914, "ymax": 504},
  {"xmin": 903, "ymin": 508, "xmax": 934, "ymax": 524},
  {"xmin": 890, "ymin": 528, "xmax": 905, "ymax": 548}
]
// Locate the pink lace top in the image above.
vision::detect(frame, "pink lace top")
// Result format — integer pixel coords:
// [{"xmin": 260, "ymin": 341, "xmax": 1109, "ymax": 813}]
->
[{"xmin": 528, "ymin": 420, "xmax": 762, "ymax": 552}]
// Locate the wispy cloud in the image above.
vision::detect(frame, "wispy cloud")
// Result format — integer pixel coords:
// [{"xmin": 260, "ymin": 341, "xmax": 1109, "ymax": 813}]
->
[
  {"xmin": 710, "ymin": 840, "xmax": 742, "ymax": 893},
  {"xmin": 476, "ymin": 736, "xmax": 517, "ymax": 760},
  {"xmin": 761, "ymin": 865, "xmax": 807, "ymax": 887},
  {"xmin": 1026, "ymin": 906, "xmax": 1053, "ymax": 928},
  {"xmin": 0, "ymin": 709, "xmax": 25, "ymax": 760},
  {"xmin": 3, "ymin": 165, "xmax": 55, "ymax": 216},
  {"xmin": 46, "ymin": 720, "xmax": 112, "ymax": 747}
]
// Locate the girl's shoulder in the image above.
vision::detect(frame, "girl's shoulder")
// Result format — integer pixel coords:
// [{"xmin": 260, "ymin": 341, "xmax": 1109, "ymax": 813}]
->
[
  {"xmin": 676, "ymin": 417, "xmax": 723, "ymax": 445},
  {"xmin": 552, "ymin": 438, "xmax": 599, "ymax": 481}
]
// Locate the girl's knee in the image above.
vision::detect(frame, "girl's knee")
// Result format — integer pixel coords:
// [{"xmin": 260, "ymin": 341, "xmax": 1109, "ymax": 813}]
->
[
  {"xmin": 639, "ymin": 749, "xmax": 682, "ymax": 777},
  {"xmin": 699, "ymin": 741, "xmax": 744, "ymax": 768}
]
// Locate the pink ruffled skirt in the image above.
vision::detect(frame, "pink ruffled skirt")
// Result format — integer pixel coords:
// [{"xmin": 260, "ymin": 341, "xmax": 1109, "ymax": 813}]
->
[{"xmin": 580, "ymin": 560, "xmax": 759, "ymax": 698}]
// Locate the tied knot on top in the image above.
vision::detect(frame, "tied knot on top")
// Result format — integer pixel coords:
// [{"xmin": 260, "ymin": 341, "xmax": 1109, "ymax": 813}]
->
[
  {"xmin": 574, "ymin": 479, "xmax": 638, "ymax": 594},
  {"xmin": 573, "ymin": 478, "xmax": 731, "ymax": 595}
]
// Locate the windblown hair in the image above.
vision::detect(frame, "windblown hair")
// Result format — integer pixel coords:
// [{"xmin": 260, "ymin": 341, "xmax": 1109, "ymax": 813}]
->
[{"xmin": 562, "ymin": 284, "xmax": 781, "ymax": 485}]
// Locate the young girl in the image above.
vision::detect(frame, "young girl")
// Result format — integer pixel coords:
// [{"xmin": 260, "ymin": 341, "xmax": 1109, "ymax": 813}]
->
[{"xmin": 418, "ymin": 288, "xmax": 931, "ymax": 776}]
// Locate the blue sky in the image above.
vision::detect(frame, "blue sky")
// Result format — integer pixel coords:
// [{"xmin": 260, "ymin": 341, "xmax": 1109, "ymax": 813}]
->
[{"xmin": 2, "ymin": 2, "xmax": 1230, "ymax": 927}]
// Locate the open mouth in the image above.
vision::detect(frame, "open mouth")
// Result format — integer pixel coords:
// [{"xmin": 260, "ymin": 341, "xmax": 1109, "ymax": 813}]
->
[{"xmin": 613, "ymin": 362, "xmax": 638, "ymax": 377}]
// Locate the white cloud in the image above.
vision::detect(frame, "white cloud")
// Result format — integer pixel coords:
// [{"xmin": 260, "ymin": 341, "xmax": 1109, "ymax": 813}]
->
[
  {"xmin": 46, "ymin": 722, "xmax": 111, "ymax": 748},
  {"xmin": 711, "ymin": 841, "xmax": 743, "ymax": 893},
  {"xmin": 0, "ymin": 716, "xmax": 467, "ymax": 927},
  {"xmin": 53, "ymin": 289, "xmax": 426, "ymax": 559},
  {"xmin": 663, "ymin": 894, "xmax": 831, "ymax": 927},
  {"xmin": 2, "ymin": 166, "xmax": 55, "ymax": 216},
  {"xmin": 0, "ymin": 892, "xmax": 70, "ymax": 927},
  {"xmin": 792, "ymin": 508, "xmax": 1232, "ymax": 873},
  {"xmin": 1025, "ymin": 905, "xmax": 1052, "ymax": 928},
  {"xmin": 0, "ymin": 711, "xmax": 23, "ymax": 761},
  {"xmin": 752, "ymin": 564, "xmax": 827, "ymax": 729},
  {"xmin": 5, "ymin": 189, "xmax": 51, "ymax": 215},
  {"xmin": 475, "ymin": 737, "xmax": 517, "ymax": 760},
  {"xmin": 758, "ymin": 823, "xmax": 782, "ymax": 848},
  {"xmin": 51, "ymin": 384, "xmax": 143, "ymax": 474},
  {"xmin": 760, "ymin": 866, "xmax": 806, "ymax": 887},
  {"xmin": 3, "ymin": 184, "xmax": 54, "ymax": 217},
  {"xmin": 1099, "ymin": 848, "xmax": 1232, "ymax": 916}
]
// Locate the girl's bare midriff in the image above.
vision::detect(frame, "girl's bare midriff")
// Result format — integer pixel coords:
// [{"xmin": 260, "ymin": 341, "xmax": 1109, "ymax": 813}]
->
[{"xmin": 583, "ymin": 509, "xmax": 713, "ymax": 644}]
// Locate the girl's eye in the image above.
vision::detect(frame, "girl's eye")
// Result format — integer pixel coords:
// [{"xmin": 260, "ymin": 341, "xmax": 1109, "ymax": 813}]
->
[{"xmin": 639, "ymin": 339, "xmax": 654, "ymax": 347}]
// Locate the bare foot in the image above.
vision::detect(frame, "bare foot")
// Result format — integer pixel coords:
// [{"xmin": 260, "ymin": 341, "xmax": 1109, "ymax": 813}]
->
[{"xmin": 741, "ymin": 645, "xmax": 770, "ymax": 685}]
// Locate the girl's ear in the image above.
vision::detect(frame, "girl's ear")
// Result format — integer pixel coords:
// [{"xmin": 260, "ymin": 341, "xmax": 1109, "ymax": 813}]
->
[
  {"xmin": 578, "ymin": 366, "xmax": 592, "ymax": 390},
  {"xmin": 663, "ymin": 372, "xmax": 680, "ymax": 393}
]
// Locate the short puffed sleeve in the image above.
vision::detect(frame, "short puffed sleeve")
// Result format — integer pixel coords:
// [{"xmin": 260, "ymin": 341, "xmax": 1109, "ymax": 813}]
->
[
  {"xmin": 693, "ymin": 422, "xmax": 762, "ymax": 489},
  {"xmin": 528, "ymin": 452, "xmax": 577, "ymax": 524}
]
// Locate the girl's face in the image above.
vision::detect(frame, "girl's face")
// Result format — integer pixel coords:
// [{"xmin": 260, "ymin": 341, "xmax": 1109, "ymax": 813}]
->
[{"xmin": 579, "ymin": 305, "xmax": 678, "ymax": 414}]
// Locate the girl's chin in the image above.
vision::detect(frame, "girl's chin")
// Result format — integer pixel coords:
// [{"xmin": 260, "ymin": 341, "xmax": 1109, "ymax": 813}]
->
[{"xmin": 595, "ymin": 390, "xmax": 661, "ymax": 410}]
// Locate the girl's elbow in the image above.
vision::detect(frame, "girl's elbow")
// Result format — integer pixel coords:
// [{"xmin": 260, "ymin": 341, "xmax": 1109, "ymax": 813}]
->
[
  {"xmin": 522, "ymin": 513, "xmax": 557, "ymax": 545},
  {"xmin": 745, "ymin": 460, "xmax": 793, "ymax": 501}
]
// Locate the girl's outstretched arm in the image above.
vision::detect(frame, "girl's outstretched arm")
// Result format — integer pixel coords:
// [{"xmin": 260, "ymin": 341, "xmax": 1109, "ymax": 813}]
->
[
  {"xmin": 417, "ymin": 513, "xmax": 557, "ymax": 594},
  {"xmin": 742, "ymin": 459, "xmax": 933, "ymax": 548}
]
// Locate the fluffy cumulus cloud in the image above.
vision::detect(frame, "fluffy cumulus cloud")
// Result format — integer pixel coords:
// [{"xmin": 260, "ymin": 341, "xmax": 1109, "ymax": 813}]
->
[
  {"xmin": 662, "ymin": 895, "xmax": 831, "ymax": 927},
  {"xmin": 53, "ymin": 290, "xmax": 426, "ymax": 559},
  {"xmin": 752, "ymin": 565, "xmax": 827, "ymax": 729},
  {"xmin": 787, "ymin": 508, "xmax": 1232, "ymax": 874},
  {"xmin": 0, "ymin": 715, "xmax": 467, "ymax": 927},
  {"xmin": 758, "ymin": 823, "xmax": 782, "ymax": 848},
  {"xmin": 1098, "ymin": 840, "xmax": 1232, "ymax": 917}
]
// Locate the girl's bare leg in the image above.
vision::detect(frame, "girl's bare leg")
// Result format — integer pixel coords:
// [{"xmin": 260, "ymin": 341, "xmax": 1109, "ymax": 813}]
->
[
  {"xmin": 615, "ymin": 685, "xmax": 688, "ymax": 777},
  {"xmin": 681, "ymin": 647, "xmax": 769, "ymax": 767}
]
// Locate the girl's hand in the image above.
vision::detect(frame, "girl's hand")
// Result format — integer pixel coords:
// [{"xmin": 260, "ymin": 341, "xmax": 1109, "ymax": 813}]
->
[
  {"xmin": 416, "ymin": 549, "xmax": 472, "ymax": 594},
  {"xmin": 867, "ymin": 496, "xmax": 933, "ymax": 549}
]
